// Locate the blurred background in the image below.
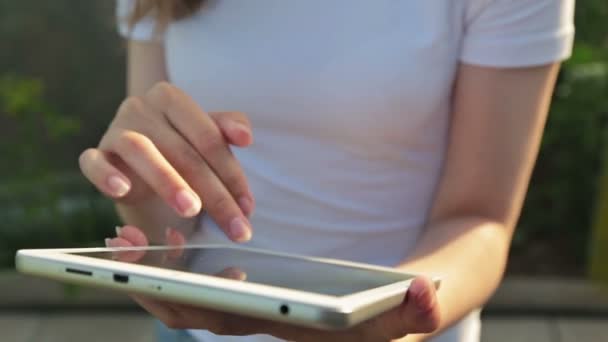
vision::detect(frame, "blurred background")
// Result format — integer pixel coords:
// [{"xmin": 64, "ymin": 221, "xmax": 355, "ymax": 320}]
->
[{"xmin": 0, "ymin": 1, "xmax": 607, "ymax": 342}]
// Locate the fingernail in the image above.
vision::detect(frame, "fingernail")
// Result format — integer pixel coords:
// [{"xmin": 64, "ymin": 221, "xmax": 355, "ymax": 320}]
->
[
  {"xmin": 107, "ymin": 176, "xmax": 130, "ymax": 197},
  {"xmin": 229, "ymin": 217, "xmax": 252, "ymax": 242},
  {"xmin": 229, "ymin": 121, "xmax": 252, "ymax": 145},
  {"xmin": 115, "ymin": 226, "xmax": 123, "ymax": 237},
  {"xmin": 238, "ymin": 196, "xmax": 254, "ymax": 216},
  {"xmin": 104, "ymin": 238, "xmax": 113, "ymax": 247},
  {"xmin": 165, "ymin": 227, "xmax": 178, "ymax": 239},
  {"xmin": 175, "ymin": 189, "xmax": 201, "ymax": 217},
  {"xmin": 232, "ymin": 121, "xmax": 250, "ymax": 134},
  {"xmin": 224, "ymin": 268, "xmax": 247, "ymax": 281}
]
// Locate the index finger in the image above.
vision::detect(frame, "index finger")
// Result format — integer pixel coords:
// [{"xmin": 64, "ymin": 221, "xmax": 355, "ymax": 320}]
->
[{"xmin": 145, "ymin": 83, "xmax": 254, "ymax": 218}]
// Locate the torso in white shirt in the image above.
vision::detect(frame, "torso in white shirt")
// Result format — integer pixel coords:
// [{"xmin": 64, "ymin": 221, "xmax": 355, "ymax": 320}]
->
[{"xmin": 117, "ymin": 1, "xmax": 574, "ymax": 341}]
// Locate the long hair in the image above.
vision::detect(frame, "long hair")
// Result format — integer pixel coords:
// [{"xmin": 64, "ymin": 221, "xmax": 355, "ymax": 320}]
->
[{"xmin": 128, "ymin": 0, "xmax": 204, "ymax": 32}]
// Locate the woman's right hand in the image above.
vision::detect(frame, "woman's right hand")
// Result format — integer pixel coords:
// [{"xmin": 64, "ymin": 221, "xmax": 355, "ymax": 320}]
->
[{"xmin": 79, "ymin": 82, "xmax": 255, "ymax": 242}]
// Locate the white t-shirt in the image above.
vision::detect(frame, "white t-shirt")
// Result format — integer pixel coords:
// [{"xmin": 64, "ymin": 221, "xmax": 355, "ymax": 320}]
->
[{"xmin": 117, "ymin": 1, "xmax": 574, "ymax": 341}]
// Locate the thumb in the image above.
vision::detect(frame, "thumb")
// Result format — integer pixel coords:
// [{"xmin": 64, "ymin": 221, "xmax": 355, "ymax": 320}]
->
[
  {"xmin": 398, "ymin": 276, "xmax": 441, "ymax": 334},
  {"xmin": 209, "ymin": 111, "xmax": 253, "ymax": 147}
]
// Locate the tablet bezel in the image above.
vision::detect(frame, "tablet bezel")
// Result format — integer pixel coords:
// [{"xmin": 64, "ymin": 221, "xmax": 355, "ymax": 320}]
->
[{"xmin": 16, "ymin": 245, "xmax": 440, "ymax": 329}]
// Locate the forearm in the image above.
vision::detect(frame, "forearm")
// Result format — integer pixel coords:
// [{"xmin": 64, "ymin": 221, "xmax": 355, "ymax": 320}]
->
[
  {"xmin": 398, "ymin": 216, "xmax": 511, "ymax": 341},
  {"xmin": 116, "ymin": 198, "xmax": 197, "ymax": 244}
]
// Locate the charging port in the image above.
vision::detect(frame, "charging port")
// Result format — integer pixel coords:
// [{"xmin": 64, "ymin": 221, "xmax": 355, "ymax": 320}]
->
[
  {"xmin": 113, "ymin": 274, "xmax": 129, "ymax": 283},
  {"xmin": 66, "ymin": 268, "xmax": 92, "ymax": 276}
]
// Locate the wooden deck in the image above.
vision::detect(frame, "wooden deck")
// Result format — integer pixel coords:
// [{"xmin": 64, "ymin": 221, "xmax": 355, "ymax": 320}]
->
[{"xmin": 1, "ymin": 314, "xmax": 606, "ymax": 342}]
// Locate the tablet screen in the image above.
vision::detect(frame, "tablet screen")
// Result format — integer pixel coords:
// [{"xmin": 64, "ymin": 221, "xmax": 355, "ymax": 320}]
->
[{"xmin": 72, "ymin": 247, "xmax": 411, "ymax": 296}]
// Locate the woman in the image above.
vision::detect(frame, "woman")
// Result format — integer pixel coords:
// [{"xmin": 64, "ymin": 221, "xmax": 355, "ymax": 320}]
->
[{"xmin": 79, "ymin": 0, "xmax": 575, "ymax": 341}]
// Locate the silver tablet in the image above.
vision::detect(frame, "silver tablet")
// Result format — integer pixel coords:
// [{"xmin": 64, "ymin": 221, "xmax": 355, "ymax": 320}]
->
[{"xmin": 16, "ymin": 245, "xmax": 439, "ymax": 330}]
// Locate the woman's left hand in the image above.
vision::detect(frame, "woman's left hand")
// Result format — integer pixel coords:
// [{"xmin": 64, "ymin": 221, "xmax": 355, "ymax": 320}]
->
[{"xmin": 106, "ymin": 226, "xmax": 441, "ymax": 341}]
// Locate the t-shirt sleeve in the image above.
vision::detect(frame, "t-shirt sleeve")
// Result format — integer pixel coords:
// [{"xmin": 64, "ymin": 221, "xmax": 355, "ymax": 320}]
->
[
  {"xmin": 116, "ymin": 0, "xmax": 161, "ymax": 41},
  {"xmin": 460, "ymin": 0, "xmax": 575, "ymax": 67}
]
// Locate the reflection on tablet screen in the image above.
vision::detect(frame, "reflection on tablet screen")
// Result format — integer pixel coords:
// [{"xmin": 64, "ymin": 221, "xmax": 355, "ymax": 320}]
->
[{"xmin": 72, "ymin": 247, "xmax": 410, "ymax": 296}]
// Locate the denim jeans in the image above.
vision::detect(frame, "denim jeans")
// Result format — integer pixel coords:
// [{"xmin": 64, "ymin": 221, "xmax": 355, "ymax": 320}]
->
[{"xmin": 156, "ymin": 320, "xmax": 198, "ymax": 342}]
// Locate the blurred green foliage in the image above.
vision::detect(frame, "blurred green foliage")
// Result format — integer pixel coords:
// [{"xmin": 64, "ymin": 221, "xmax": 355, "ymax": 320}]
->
[
  {"xmin": 590, "ymin": 146, "xmax": 608, "ymax": 283},
  {"xmin": 0, "ymin": 75, "xmax": 80, "ymax": 177},
  {"xmin": 512, "ymin": 57, "xmax": 608, "ymax": 275},
  {"xmin": 0, "ymin": 1, "xmax": 122, "ymax": 267},
  {"xmin": 511, "ymin": 2, "xmax": 608, "ymax": 275},
  {"xmin": 0, "ymin": 1, "xmax": 607, "ymax": 274},
  {"xmin": 0, "ymin": 73, "xmax": 118, "ymax": 267}
]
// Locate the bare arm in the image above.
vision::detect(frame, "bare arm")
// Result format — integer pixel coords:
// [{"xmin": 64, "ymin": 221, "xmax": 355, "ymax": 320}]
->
[
  {"xmin": 401, "ymin": 63, "xmax": 561, "ymax": 340},
  {"xmin": 111, "ymin": 62, "xmax": 561, "ymax": 342},
  {"xmin": 115, "ymin": 40, "xmax": 196, "ymax": 242},
  {"xmin": 127, "ymin": 41, "xmax": 168, "ymax": 95}
]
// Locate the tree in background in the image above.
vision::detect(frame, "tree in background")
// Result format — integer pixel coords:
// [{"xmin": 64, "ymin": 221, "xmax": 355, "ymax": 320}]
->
[
  {"xmin": 573, "ymin": 0, "xmax": 608, "ymax": 285},
  {"xmin": 512, "ymin": 1, "xmax": 608, "ymax": 276},
  {"xmin": 0, "ymin": 1, "xmax": 122, "ymax": 267}
]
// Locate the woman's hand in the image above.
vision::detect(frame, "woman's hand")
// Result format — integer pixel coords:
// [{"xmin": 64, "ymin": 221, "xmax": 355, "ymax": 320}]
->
[
  {"xmin": 79, "ymin": 82, "xmax": 255, "ymax": 242},
  {"xmin": 107, "ymin": 226, "xmax": 441, "ymax": 342}
]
